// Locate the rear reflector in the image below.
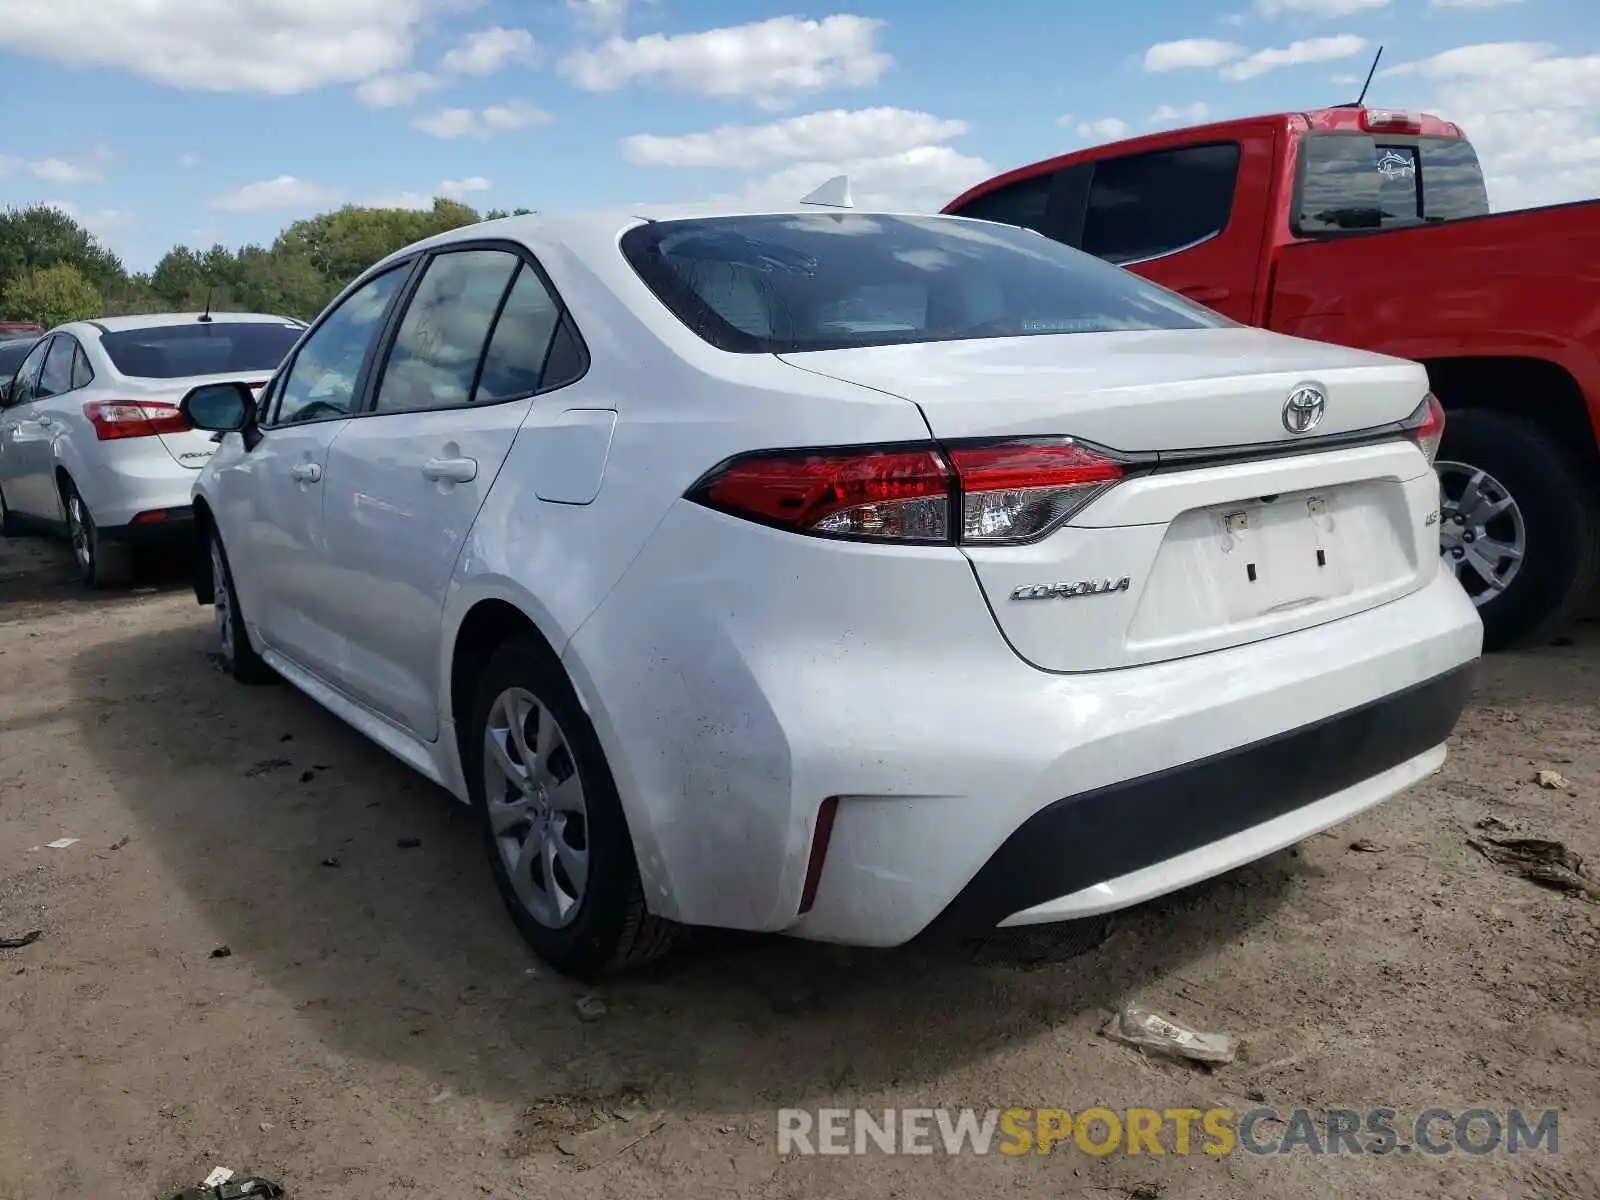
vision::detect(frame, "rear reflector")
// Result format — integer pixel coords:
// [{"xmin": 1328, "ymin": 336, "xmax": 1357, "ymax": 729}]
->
[
  {"xmin": 1403, "ymin": 392, "xmax": 1446, "ymax": 464},
  {"xmin": 84, "ymin": 400, "xmax": 189, "ymax": 441},
  {"xmin": 798, "ymin": 796, "xmax": 839, "ymax": 915},
  {"xmin": 689, "ymin": 438, "xmax": 1125, "ymax": 546}
]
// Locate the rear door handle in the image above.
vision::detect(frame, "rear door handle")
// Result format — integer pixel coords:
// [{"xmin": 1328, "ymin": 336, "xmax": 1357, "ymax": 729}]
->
[
  {"xmin": 1179, "ymin": 285, "xmax": 1231, "ymax": 303},
  {"xmin": 34, "ymin": 414, "xmax": 53, "ymax": 427},
  {"xmin": 290, "ymin": 462, "xmax": 322, "ymax": 483},
  {"xmin": 422, "ymin": 456, "xmax": 478, "ymax": 484}
]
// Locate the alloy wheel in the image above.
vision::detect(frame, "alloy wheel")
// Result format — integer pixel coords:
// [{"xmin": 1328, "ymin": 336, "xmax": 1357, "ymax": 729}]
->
[
  {"xmin": 211, "ymin": 539, "xmax": 234, "ymax": 661},
  {"xmin": 482, "ymin": 686, "xmax": 590, "ymax": 930},
  {"xmin": 1436, "ymin": 460, "xmax": 1527, "ymax": 607},
  {"xmin": 66, "ymin": 494, "xmax": 91, "ymax": 574}
]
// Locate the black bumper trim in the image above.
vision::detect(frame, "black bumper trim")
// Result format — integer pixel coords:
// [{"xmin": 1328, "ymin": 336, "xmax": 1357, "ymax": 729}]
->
[
  {"xmin": 100, "ymin": 506, "xmax": 194, "ymax": 546},
  {"xmin": 926, "ymin": 662, "xmax": 1478, "ymax": 938}
]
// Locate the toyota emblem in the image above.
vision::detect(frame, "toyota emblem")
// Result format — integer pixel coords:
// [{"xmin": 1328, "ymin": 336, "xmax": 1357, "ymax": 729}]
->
[{"xmin": 1282, "ymin": 385, "xmax": 1327, "ymax": 434}]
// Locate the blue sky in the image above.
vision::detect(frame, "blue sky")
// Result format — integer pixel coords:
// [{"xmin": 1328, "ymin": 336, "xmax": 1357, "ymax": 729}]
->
[{"xmin": 1, "ymin": 0, "xmax": 1596, "ymax": 271}]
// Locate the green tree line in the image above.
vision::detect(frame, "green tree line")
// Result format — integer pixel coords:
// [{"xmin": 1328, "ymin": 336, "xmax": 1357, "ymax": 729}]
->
[{"xmin": 0, "ymin": 198, "xmax": 535, "ymax": 328}]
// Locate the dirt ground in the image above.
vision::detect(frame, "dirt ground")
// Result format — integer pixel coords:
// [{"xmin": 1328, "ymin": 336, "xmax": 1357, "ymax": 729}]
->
[{"xmin": 1, "ymin": 531, "xmax": 1596, "ymax": 1200}]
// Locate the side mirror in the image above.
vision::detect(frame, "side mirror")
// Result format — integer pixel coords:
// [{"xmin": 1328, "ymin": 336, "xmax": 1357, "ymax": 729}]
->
[
  {"xmin": 0, "ymin": 381, "xmax": 11, "ymax": 407},
  {"xmin": 180, "ymin": 381, "xmax": 253, "ymax": 433}
]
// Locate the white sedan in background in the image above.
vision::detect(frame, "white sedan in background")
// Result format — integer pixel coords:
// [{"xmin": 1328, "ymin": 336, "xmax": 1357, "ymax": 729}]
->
[
  {"xmin": 178, "ymin": 201, "xmax": 1482, "ymax": 977},
  {"xmin": 0, "ymin": 311, "xmax": 304, "ymax": 585}
]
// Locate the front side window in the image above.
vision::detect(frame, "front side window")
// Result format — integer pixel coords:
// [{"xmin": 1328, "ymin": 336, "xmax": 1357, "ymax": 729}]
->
[
  {"xmin": 274, "ymin": 266, "xmax": 409, "ymax": 424},
  {"xmin": 9, "ymin": 337, "xmax": 52, "ymax": 406},
  {"xmin": 1296, "ymin": 134, "xmax": 1489, "ymax": 233},
  {"xmin": 372, "ymin": 250, "xmax": 519, "ymax": 414},
  {"xmin": 38, "ymin": 335, "xmax": 78, "ymax": 397},
  {"xmin": 621, "ymin": 213, "xmax": 1228, "ymax": 355},
  {"xmin": 1081, "ymin": 143, "xmax": 1241, "ymax": 264}
]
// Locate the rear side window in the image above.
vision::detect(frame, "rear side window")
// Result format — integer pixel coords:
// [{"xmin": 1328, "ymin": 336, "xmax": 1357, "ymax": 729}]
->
[
  {"xmin": 1296, "ymin": 134, "xmax": 1490, "ymax": 233},
  {"xmin": 1081, "ymin": 143, "xmax": 1241, "ymax": 264},
  {"xmin": 37, "ymin": 335, "xmax": 76, "ymax": 396},
  {"xmin": 620, "ymin": 213, "xmax": 1228, "ymax": 355},
  {"xmin": 100, "ymin": 321, "xmax": 303, "ymax": 379},
  {"xmin": 948, "ymin": 174, "xmax": 1055, "ymax": 234}
]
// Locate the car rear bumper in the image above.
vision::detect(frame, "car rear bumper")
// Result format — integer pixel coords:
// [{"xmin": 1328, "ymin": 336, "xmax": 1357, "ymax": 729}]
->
[
  {"xmin": 97, "ymin": 505, "xmax": 194, "ymax": 546},
  {"xmin": 569, "ymin": 502, "xmax": 1484, "ymax": 945},
  {"xmin": 926, "ymin": 661, "xmax": 1473, "ymax": 937}
]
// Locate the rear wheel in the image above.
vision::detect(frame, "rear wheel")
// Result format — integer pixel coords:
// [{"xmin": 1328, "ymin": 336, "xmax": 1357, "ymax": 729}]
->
[
  {"xmin": 61, "ymin": 479, "xmax": 133, "ymax": 589},
  {"xmin": 1436, "ymin": 409, "xmax": 1600, "ymax": 650},
  {"xmin": 466, "ymin": 636, "xmax": 681, "ymax": 978},
  {"xmin": 210, "ymin": 530, "xmax": 273, "ymax": 684}
]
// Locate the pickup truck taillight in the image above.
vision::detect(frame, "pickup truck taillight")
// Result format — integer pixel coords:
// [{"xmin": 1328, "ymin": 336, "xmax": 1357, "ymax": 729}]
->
[
  {"xmin": 1361, "ymin": 109, "xmax": 1423, "ymax": 135},
  {"xmin": 687, "ymin": 439, "xmax": 1125, "ymax": 546},
  {"xmin": 1403, "ymin": 393, "xmax": 1446, "ymax": 464},
  {"xmin": 83, "ymin": 400, "xmax": 190, "ymax": 441}
]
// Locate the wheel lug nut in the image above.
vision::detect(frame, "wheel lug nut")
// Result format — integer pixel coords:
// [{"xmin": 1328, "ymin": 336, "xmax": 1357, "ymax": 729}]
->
[
  {"xmin": 1452, "ymin": 547, "xmax": 1466, "ymax": 559},
  {"xmin": 1462, "ymin": 531, "xmax": 1476, "ymax": 543},
  {"xmin": 1453, "ymin": 515, "xmax": 1466, "ymax": 525}
]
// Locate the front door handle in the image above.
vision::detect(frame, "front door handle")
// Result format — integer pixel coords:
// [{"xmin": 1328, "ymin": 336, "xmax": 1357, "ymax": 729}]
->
[
  {"xmin": 1179, "ymin": 285, "xmax": 1231, "ymax": 303},
  {"xmin": 290, "ymin": 462, "xmax": 322, "ymax": 483},
  {"xmin": 422, "ymin": 456, "xmax": 478, "ymax": 484}
]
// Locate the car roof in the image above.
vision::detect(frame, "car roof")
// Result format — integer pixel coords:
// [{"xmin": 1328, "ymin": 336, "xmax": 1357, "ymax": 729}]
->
[{"xmin": 74, "ymin": 311, "xmax": 303, "ymax": 334}]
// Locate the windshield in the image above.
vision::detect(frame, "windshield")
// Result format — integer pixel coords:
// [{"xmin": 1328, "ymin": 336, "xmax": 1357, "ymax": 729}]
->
[
  {"xmin": 620, "ymin": 213, "xmax": 1229, "ymax": 354},
  {"xmin": 100, "ymin": 320, "xmax": 304, "ymax": 379},
  {"xmin": 1297, "ymin": 134, "xmax": 1490, "ymax": 233}
]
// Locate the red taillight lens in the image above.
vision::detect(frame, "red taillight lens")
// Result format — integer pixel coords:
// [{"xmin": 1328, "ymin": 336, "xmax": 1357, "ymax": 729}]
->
[
  {"xmin": 692, "ymin": 446, "xmax": 954, "ymax": 542},
  {"xmin": 949, "ymin": 440, "xmax": 1123, "ymax": 543},
  {"xmin": 1404, "ymin": 393, "xmax": 1446, "ymax": 465},
  {"xmin": 689, "ymin": 438, "xmax": 1126, "ymax": 545},
  {"xmin": 83, "ymin": 400, "xmax": 189, "ymax": 441}
]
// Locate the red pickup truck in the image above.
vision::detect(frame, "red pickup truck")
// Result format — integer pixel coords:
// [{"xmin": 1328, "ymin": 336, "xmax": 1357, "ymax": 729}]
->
[{"xmin": 944, "ymin": 105, "xmax": 1600, "ymax": 651}]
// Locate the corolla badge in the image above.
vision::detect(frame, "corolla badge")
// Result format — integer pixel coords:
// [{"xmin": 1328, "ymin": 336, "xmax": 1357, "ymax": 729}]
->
[
  {"xmin": 1282, "ymin": 385, "xmax": 1327, "ymax": 435},
  {"xmin": 1010, "ymin": 577, "xmax": 1131, "ymax": 601}
]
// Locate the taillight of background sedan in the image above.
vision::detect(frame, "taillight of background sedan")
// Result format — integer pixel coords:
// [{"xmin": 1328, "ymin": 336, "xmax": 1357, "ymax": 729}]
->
[{"xmin": 178, "ymin": 204, "xmax": 1482, "ymax": 977}]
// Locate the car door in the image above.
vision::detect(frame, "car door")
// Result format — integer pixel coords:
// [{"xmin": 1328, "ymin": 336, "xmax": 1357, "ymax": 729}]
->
[
  {"xmin": 1070, "ymin": 138, "xmax": 1270, "ymax": 324},
  {"xmin": 218, "ymin": 263, "xmax": 413, "ymax": 677},
  {"xmin": 1, "ymin": 336, "xmax": 58, "ymax": 517},
  {"xmin": 317, "ymin": 248, "xmax": 572, "ymax": 739}
]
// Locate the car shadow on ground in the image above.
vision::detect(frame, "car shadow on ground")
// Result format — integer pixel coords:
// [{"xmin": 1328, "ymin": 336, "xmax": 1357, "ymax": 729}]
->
[
  {"xmin": 0, "ymin": 532, "xmax": 193, "ymax": 618},
  {"xmin": 68, "ymin": 618, "xmax": 1308, "ymax": 1117}
]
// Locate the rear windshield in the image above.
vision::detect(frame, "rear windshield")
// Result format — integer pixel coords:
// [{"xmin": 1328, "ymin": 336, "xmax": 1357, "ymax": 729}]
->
[
  {"xmin": 620, "ymin": 213, "xmax": 1229, "ymax": 354},
  {"xmin": 1297, "ymin": 134, "xmax": 1490, "ymax": 233},
  {"xmin": 100, "ymin": 321, "xmax": 304, "ymax": 379}
]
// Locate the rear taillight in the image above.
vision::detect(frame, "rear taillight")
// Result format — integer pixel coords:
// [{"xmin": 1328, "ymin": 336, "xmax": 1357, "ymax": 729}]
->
[
  {"xmin": 1403, "ymin": 393, "xmax": 1446, "ymax": 464},
  {"xmin": 688, "ymin": 438, "xmax": 1125, "ymax": 545},
  {"xmin": 1361, "ymin": 108, "xmax": 1423, "ymax": 135},
  {"xmin": 83, "ymin": 400, "xmax": 189, "ymax": 441}
]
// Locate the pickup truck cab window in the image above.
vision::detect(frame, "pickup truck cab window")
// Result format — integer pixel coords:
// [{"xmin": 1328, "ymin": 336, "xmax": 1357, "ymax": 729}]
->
[
  {"xmin": 948, "ymin": 173, "xmax": 1056, "ymax": 234},
  {"xmin": 1082, "ymin": 143, "xmax": 1241, "ymax": 265}
]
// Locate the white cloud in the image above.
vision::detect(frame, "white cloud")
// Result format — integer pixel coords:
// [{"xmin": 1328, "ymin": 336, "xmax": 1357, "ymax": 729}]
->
[
  {"xmin": 210, "ymin": 175, "xmax": 343, "ymax": 214},
  {"xmin": 719, "ymin": 145, "xmax": 996, "ymax": 214},
  {"xmin": 1381, "ymin": 42, "xmax": 1600, "ymax": 210},
  {"xmin": 560, "ymin": 14, "xmax": 890, "ymax": 108},
  {"xmin": 364, "ymin": 178, "xmax": 490, "ymax": 210},
  {"xmin": 1144, "ymin": 39, "xmax": 1245, "ymax": 72},
  {"xmin": 0, "ymin": 0, "xmax": 443, "ymax": 94},
  {"xmin": 566, "ymin": 0, "xmax": 632, "ymax": 36},
  {"xmin": 41, "ymin": 199, "xmax": 135, "ymax": 233},
  {"xmin": 356, "ymin": 71, "xmax": 443, "ymax": 108},
  {"xmin": 1222, "ymin": 34, "xmax": 1367, "ymax": 80},
  {"xmin": 1256, "ymin": 0, "xmax": 1389, "ymax": 15},
  {"xmin": 0, "ymin": 155, "xmax": 104, "ymax": 185},
  {"xmin": 624, "ymin": 107, "xmax": 968, "ymax": 168},
  {"xmin": 1149, "ymin": 101, "xmax": 1211, "ymax": 124},
  {"xmin": 1074, "ymin": 117, "xmax": 1130, "ymax": 140},
  {"xmin": 439, "ymin": 26, "xmax": 536, "ymax": 75},
  {"xmin": 413, "ymin": 102, "xmax": 553, "ymax": 138}
]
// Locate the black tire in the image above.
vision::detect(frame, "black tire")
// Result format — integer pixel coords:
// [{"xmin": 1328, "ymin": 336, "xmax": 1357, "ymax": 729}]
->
[
  {"xmin": 61, "ymin": 477, "xmax": 133, "ymax": 589},
  {"xmin": 1436, "ymin": 408, "xmax": 1600, "ymax": 651},
  {"xmin": 208, "ymin": 529, "xmax": 274, "ymax": 684},
  {"xmin": 465, "ymin": 636, "xmax": 681, "ymax": 979}
]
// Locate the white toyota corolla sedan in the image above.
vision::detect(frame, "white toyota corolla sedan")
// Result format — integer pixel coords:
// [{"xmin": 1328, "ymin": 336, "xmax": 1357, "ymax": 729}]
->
[{"xmin": 178, "ymin": 202, "xmax": 1482, "ymax": 976}]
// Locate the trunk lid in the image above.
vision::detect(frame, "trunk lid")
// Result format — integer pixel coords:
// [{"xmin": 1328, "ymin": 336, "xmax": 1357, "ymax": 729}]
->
[
  {"xmin": 780, "ymin": 327, "xmax": 1442, "ymax": 672},
  {"xmin": 118, "ymin": 373, "xmax": 271, "ymax": 469}
]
